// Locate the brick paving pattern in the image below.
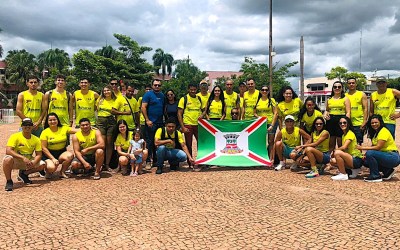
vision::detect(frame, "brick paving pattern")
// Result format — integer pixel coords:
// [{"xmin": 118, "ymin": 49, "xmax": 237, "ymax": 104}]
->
[{"xmin": 1, "ymin": 118, "xmax": 400, "ymax": 249}]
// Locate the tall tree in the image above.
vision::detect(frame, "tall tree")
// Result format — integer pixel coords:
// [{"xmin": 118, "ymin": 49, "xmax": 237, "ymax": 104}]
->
[
  {"xmin": 325, "ymin": 66, "xmax": 348, "ymax": 82},
  {"xmin": 325, "ymin": 66, "xmax": 367, "ymax": 90},
  {"xmin": 95, "ymin": 45, "xmax": 123, "ymax": 60},
  {"xmin": 5, "ymin": 49, "xmax": 37, "ymax": 87},
  {"xmin": 152, "ymin": 48, "xmax": 174, "ymax": 81},
  {"xmin": 37, "ymin": 48, "xmax": 71, "ymax": 74}
]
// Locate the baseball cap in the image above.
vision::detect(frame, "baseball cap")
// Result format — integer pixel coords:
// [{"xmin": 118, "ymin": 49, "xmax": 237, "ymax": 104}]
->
[
  {"xmin": 376, "ymin": 76, "xmax": 387, "ymax": 83},
  {"xmin": 239, "ymin": 82, "xmax": 247, "ymax": 86},
  {"xmin": 284, "ymin": 115, "xmax": 295, "ymax": 121},
  {"xmin": 200, "ymin": 80, "xmax": 208, "ymax": 85},
  {"xmin": 21, "ymin": 118, "xmax": 34, "ymax": 126}
]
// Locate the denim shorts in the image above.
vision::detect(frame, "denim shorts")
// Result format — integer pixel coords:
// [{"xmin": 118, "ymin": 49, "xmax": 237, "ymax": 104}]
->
[
  {"xmin": 267, "ymin": 123, "xmax": 278, "ymax": 135},
  {"xmin": 352, "ymin": 157, "xmax": 362, "ymax": 169},
  {"xmin": 319, "ymin": 152, "xmax": 331, "ymax": 164}
]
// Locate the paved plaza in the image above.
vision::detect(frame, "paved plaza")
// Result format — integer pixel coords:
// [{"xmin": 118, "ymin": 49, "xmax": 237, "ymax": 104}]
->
[{"xmin": 1, "ymin": 119, "xmax": 400, "ymax": 249}]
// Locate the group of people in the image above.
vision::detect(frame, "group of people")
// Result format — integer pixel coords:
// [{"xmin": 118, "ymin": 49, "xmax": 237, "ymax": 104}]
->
[{"xmin": 2, "ymin": 74, "xmax": 400, "ymax": 192}]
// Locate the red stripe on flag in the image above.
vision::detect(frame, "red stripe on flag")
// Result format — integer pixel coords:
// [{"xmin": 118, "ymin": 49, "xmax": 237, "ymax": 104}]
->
[
  {"xmin": 245, "ymin": 117, "xmax": 266, "ymax": 133},
  {"xmin": 195, "ymin": 153, "xmax": 217, "ymax": 164},
  {"xmin": 248, "ymin": 152, "xmax": 272, "ymax": 166},
  {"xmin": 198, "ymin": 118, "xmax": 218, "ymax": 134}
]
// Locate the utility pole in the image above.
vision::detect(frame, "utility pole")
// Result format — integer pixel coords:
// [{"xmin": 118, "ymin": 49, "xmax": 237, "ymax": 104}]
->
[
  {"xmin": 300, "ymin": 36, "xmax": 304, "ymax": 101},
  {"xmin": 268, "ymin": 0, "xmax": 273, "ymax": 96}
]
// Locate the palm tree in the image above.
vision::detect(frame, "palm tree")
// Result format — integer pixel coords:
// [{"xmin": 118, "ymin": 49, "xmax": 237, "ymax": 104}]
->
[
  {"xmin": 152, "ymin": 48, "xmax": 174, "ymax": 81},
  {"xmin": 37, "ymin": 48, "xmax": 71, "ymax": 73},
  {"xmin": 5, "ymin": 49, "xmax": 37, "ymax": 87}
]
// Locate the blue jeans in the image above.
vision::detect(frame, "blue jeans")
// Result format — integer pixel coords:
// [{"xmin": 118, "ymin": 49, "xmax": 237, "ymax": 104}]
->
[
  {"xmin": 364, "ymin": 150, "xmax": 400, "ymax": 178},
  {"xmin": 385, "ymin": 124, "xmax": 396, "ymax": 139},
  {"xmin": 156, "ymin": 145, "xmax": 187, "ymax": 168},
  {"xmin": 353, "ymin": 126, "xmax": 364, "ymax": 144}
]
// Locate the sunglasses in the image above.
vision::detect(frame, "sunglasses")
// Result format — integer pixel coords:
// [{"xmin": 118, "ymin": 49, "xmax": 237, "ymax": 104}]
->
[
  {"xmin": 232, "ymin": 112, "xmax": 239, "ymax": 115},
  {"xmin": 110, "ymin": 82, "xmax": 118, "ymax": 85},
  {"xmin": 315, "ymin": 123, "xmax": 324, "ymax": 126},
  {"xmin": 261, "ymin": 89, "xmax": 269, "ymax": 92},
  {"xmin": 333, "ymin": 85, "xmax": 342, "ymax": 89},
  {"xmin": 167, "ymin": 94, "xmax": 174, "ymax": 96},
  {"xmin": 153, "ymin": 84, "xmax": 161, "ymax": 87},
  {"xmin": 339, "ymin": 121, "xmax": 347, "ymax": 125},
  {"xmin": 348, "ymin": 82, "xmax": 356, "ymax": 85}
]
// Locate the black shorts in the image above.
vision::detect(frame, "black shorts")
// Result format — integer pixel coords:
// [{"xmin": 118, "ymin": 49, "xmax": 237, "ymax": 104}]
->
[
  {"xmin": 42, "ymin": 148, "xmax": 67, "ymax": 161},
  {"xmin": 326, "ymin": 114, "xmax": 345, "ymax": 137},
  {"xmin": 96, "ymin": 116, "xmax": 116, "ymax": 136},
  {"xmin": 72, "ymin": 154, "xmax": 96, "ymax": 167}
]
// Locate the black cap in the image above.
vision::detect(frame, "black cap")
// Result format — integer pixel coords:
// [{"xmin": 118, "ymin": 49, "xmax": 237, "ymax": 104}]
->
[
  {"xmin": 21, "ymin": 118, "xmax": 34, "ymax": 126},
  {"xmin": 376, "ymin": 76, "xmax": 387, "ymax": 83}
]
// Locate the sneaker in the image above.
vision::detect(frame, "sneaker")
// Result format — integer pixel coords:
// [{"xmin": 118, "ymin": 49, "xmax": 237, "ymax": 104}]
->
[
  {"xmin": 5, "ymin": 180, "xmax": 13, "ymax": 192},
  {"xmin": 130, "ymin": 172, "xmax": 138, "ymax": 177},
  {"xmin": 18, "ymin": 170, "xmax": 32, "ymax": 184},
  {"xmin": 274, "ymin": 163, "xmax": 285, "ymax": 171},
  {"xmin": 349, "ymin": 168, "xmax": 362, "ymax": 178},
  {"xmin": 145, "ymin": 162, "xmax": 152, "ymax": 171},
  {"xmin": 38, "ymin": 170, "xmax": 46, "ymax": 178},
  {"xmin": 156, "ymin": 166, "xmax": 163, "ymax": 174},
  {"xmin": 170, "ymin": 164, "xmax": 179, "ymax": 171},
  {"xmin": 364, "ymin": 176, "xmax": 382, "ymax": 182},
  {"xmin": 331, "ymin": 173, "xmax": 349, "ymax": 181},
  {"xmin": 382, "ymin": 168, "xmax": 396, "ymax": 181},
  {"xmin": 305, "ymin": 170, "xmax": 319, "ymax": 178},
  {"xmin": 290, "ymin": 163, "xmax": 302, "ymax": 172}
]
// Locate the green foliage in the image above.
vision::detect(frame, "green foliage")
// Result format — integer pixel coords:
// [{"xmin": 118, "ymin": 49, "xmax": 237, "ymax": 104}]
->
[
  {"xmin": 387, "ymin": 77, "xmax": 400, "ymax": 90},
  {"xmin": 37, "ymin": 48, "xmax": 71, "ymax": 75},
  {"xmin": 161, "ymin": 57, "xmax": 207, "ymax": 99},
  {"xmin": 325, "ymin": 66, "xmax": 367, "ymax": 90},
  {"xmin": 0, "ymin": 27, "xmax": 3, "ymax": 58},
  {"xmin": 152, "ymin": 48, "xmax": 174, "ymax": 81},
  {"xmin": 235, "ymin": 57, "xmax": 298, "ymax": 98},
  {"xmin": 5, "ymin": 49, "xmax": 38, "ymax": 87}
]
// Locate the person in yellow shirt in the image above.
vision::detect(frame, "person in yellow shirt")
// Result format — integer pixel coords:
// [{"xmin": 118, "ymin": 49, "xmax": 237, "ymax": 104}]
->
[
  {"xmin": 154, "ymin": 118, "xmax": 195, "ymax": 174},
  {"xmin": 3, "ymin": 118, "xmax": 46, "ymax": 192},
  {"xmin": 357, "ymin": 114, "xmax": 400, "ymax": 182},
  {"xmin": 273, "ymin": 115, "xmax": 310, "ymax": 171},
  {"xmin": 276, "ymin": 86, "xmax": 303, "ymax": 126},
  {"xmin": 370, "ymin": 76, "xmax": 400, "ymax": 138},
  {"xmin": 71, "ymin": 118, "xmax": 105, "ymax": 180},
  {"xmin": 40, "ymin": 113, "xmax": 77, "ymax": 179},
  {"xmin": 298, "ymin": 97, "xmax": 323, "ymax": 135},
  {"xmin": 197, "ymin": 80, "xmax": 210, "ymax": 109},
  {"xmin": 295, "ymin": 117, "xmax": 330, "ymax": 178},
  {"xmin": 178, "ymin": 83, "xmax": 204, "ymax": 166},
  {"xmin": 72, "ymin": 78, "xmax": 99, "ymax": 127},
  {"xmin": 324, "ymin": 81, "xmax": 351, "ymax": 151},
  {"xmin": 43, "ymin": 74, "xmax": 73, "ymax": 127},
  {"xmin": 242, "ymin": 78, "xmax": 260, "ymax": 120},
  {"xmin": 203, "ymin": 85, "xmax": 226, "ymax": 120},
  {"xmin": 223, "ymin": 80, "xmax": 240, "ymax": 120},
  {"xmin": 16, "ymin": 75, "xmax": 46, "ymax": 137},
  {"xmin": 330, "ymin": 116, "xmax": 363, "ymax": 181},
  {"xmin": 118, "ymin": 84, "xmax": 140, "ymax": 131},
  {"xmin": 345, "ymin": 77, "xmax": 368, "ymax": 144}
]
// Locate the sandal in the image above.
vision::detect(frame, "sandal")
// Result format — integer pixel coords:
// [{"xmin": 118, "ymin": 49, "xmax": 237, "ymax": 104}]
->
[{"xmin": 93, "ymin": 173, "xmax": 101, "ymax": 180}]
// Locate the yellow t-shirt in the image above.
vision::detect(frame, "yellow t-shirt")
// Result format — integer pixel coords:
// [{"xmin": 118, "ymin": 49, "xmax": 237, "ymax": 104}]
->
[
  {"xmin": 178, "ymin": 94, "xmax": 202, "ymax": 126},
  {"xmin": 372, "ymin": 127, "xmax": 398, "ymax": 152},
  {"xmin": 115, "ymin": 131, "xmax": 133, "ymax": 152},
  {"xmin": 345, "ymin": 91, "xmax": 363, "ymax": 126},
  {"xmin": 208, "ymin": 100, "xmax": 223, "ymax": 119},
  {"xmin": 301, "ymin": 110, "xmax": 323, "ymax": 132},
  {"xmin": 75, "ymin": 129, "xmax": 97, "ymax": 155},
  {"xmin": 74, "ymin": 90, "xmax": 97, "ymax": 125},
  {"xmin": 155, "ymin": 128, "xmax": 184, "ymax": 149},
  {"xmin": 243, "ymin": 90, "xmax": 260, "ymax": 120},
  {"xmin": 371, "ymin": 88, "xmax": 397, "ymax": 125},
  {"xmin": 22, "ymin": 90, "xmax": 43, "ymax": 124},
  {"xmin": 327, "ymin": 97, "xmax": 346, "ymax": 115},
  {"xmin": 197, "ymin": 92, "xmax": 210, "ymax": 109},
  {"xmin": 313, "ymin": 130, "xmax": 330, "ymax": 153},
  {"xmin": 223, "ymin": 91, "xmax": 240, "ymax": 120},
  {"xmin": 96, "ymin": 98, "xmax": 120, "ymax": 117},
  {"xmin": 342, "ymin": 130, "xmax": 363, "ymax": 158},
  {"xmin": 40, "ymin": 126, "xmax": 71, "ymax": 150},
  {"xmin": 281, "ymin": 127, "xmax": 301, "ymax": 147},
  {"xmin": 277, "ymin": 98, "xmax": 303, "ymax": 121},
  {"xmin": 118, "ymin": 96, "xmax": 139, "ymax": 130},
  {"xmin": 7, "ymin": 132, "xmax": 42, "ymax": 159},
  {"xmin": 48, "ymin": 90, "xmax": 70, "ymax": 126},
  {"xmin": 255, "ymin": 98, "xmax": 276, "ymax": 124}
]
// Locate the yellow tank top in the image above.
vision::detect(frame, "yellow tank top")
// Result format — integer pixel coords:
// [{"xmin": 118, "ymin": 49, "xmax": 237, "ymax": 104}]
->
[
  {"xmin": 371, "ymin": 88, "xmax": 397, "ymax": 125},
  {"xmin": 313, "ymin": 130, "xmax": 330, "ymax": 153},
  {"xmin": 255, "ymin": 98, "xmax": 276, "ymax": 124},
  {"xmin": 208, "ymin": 100, "xmax": 223, "ymax": 119},
  {"xmin": 75, "ymin": 129, "xmax": 97, "ymax": 155},
  {"xmin": 328, "ymin": 97, "xmax": 346, "ymax": 115},
  {"xmin": 281, "ymin": 127, "xmax": 301, "ymax": 147},
  {"xmin": 22, "ymin": 91, "xmax": 43, "ymax": 124},
  {"xmin": 48, "ymin": 90, "xmax": 70, "ymax": 126},
  {"xmin": 345, "ymin": 91, "xmax": 363, "ymax": 126},
  {"xmin": 223, "ymin": 91, "xmax": 239, "ymax": 120},
  {"xmin": 243, "ymin": 90, "xmax": 260, "ymax": 120},
  {"xmin": 74, "ymin": 90, "xmax": 97, "ymax": 125}
]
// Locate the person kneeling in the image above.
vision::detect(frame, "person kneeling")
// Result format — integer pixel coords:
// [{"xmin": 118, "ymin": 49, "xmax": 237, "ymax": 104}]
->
[
  {"xmin": 154, "ymin": 118, "xmax": 195, "ymax": 174},
  {"xmin": 3, "ymin": 118, "xmax": 46, "ymax": 192},
  {"xmin": 71, "ymin": 118, "xmax": 105, "ymax": 180}
]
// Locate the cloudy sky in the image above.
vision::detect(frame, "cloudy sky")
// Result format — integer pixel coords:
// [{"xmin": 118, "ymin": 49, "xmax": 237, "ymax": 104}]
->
[{"xmin": 1, "ymin": 0, "xmax": 400, "ymax": 79}]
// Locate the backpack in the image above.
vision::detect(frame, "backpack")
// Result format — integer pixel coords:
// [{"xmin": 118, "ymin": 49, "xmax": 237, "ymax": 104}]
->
[
  {"xmin": 160, "ymin": 127, "xmax": 182, "ymax": 150},
  {"xmin": 47, "ymin": 90, "xmax": 71, "ymax": 112},
  {"xmin": 183, "ymin": 94, "xmax": 202, "ymax": 111}
]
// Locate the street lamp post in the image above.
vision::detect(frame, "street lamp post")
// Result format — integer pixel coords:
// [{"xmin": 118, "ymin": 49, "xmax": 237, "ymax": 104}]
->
[{"xmin": 268, "ymin": 0, "xmax": 273, "ymax": 96}]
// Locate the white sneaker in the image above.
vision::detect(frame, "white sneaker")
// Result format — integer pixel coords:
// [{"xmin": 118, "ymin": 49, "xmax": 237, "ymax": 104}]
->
[
  {"xmin": 349, "ymin": 168, "xmax": 362, "ymax": 178},
  {"xmin": 331, "ymin": 173, "xmax": 349, "ymax": 181},
  {"xmin": 290, "ymin": 163, "xmax": 302, "ymax": 172},
  {"xmin": 275, "ymin": 163, "xmax": 285, "ymax": 171}
]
